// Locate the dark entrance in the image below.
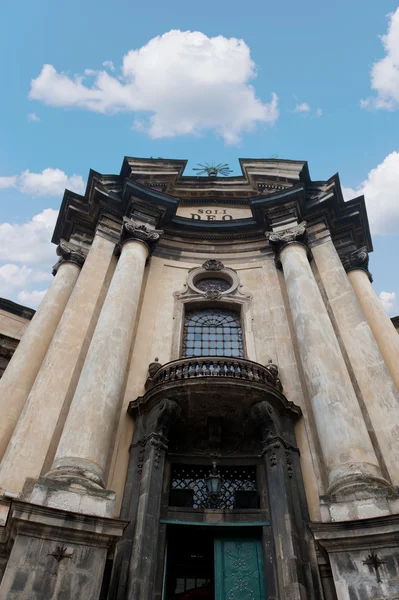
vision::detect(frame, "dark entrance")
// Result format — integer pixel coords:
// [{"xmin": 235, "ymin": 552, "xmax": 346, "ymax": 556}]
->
[{"xmin": 164, "ymin": 526, "xmax": 266, "ymax": 600}]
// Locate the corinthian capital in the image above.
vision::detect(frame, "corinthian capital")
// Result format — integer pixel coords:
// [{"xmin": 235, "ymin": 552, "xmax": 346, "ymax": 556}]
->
[
  {"xmin": 119, "ymin": 216, "xmax": 164, "ymax": 252},
  {"xmin": 52, "ymin": 239, "xmax": 87, "ymax": 275},
  {"xmin": 265, "ymin": 222, "xmax": 311, "ymax": 268},
  {"xmin": 341, "ymin": 246, "xmax": 373, "ymax": 282}
]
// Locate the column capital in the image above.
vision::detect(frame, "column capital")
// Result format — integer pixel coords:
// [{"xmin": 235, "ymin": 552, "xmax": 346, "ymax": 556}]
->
[
  {"xmin": 52, "ymin": 239, "xmax": 87, "ymax": 276},
  {"xmin": 118, "ymin": 216, "xmax": 164, "ymax": 254},
  {"xmin": 265, "ymin": 221, "xmax": 312, "ymax": 268},
  {"xmin": 341, "ymin": 246, "xmax": 373, "ymax": 282}
]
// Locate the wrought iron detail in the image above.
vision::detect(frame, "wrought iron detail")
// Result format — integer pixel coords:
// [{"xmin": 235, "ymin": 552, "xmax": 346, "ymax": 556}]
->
[
  {"xmin": 193, "ymin": 163, "xmax": 233, "ymax": 177},
  {"xmin": 170, "ymin": 464, "xmax": 257, "ymax": 509},
  {"xmin": 182, "ymin": 307, "xmax": 243, "ymax": 358}
]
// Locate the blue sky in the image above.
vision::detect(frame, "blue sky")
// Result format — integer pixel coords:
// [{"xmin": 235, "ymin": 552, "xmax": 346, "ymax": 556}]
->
[{"xmin": 0, "ymin": 0, "xmax": 399, "ymax": 312}]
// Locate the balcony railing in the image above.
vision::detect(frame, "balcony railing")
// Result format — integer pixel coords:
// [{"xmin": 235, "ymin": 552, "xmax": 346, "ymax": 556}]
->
[{"xmin": 146, "ymin": 356, "xmax": 282, "ymax": 392}]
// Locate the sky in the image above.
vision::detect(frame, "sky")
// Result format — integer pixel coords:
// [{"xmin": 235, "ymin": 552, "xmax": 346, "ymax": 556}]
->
[{"xmin": 0, "ymin": 0, "xmax": 399, "ymax": 314}]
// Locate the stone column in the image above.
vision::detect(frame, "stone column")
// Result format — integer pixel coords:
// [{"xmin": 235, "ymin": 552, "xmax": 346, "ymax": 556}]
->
[
  {"xmin": 0, "ymin": 240, "xmax": 84, "ymax": 460},
  {"xmin": 48, "ymin": 218, "xmax": 163, "ymax": 490},
  {"xmin": 267, "ymin": 224, "xmax": 387, "ymax": 495},
  {"xmin": 313, "ymin": 240, "xmax": 399, "ymax": 485},
  {"xmin": 343, "ymin": 247, "xmax": 399, "ymax": 393},
  {"xmin": 0, "ymin": 234, "xmax": 115, "ymax": 495}
]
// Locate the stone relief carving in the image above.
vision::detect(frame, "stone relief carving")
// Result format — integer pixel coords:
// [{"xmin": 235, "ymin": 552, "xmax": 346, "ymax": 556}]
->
[
  {"xmin": 265, "ymin": 221, "xmax": 312, "ymax": 268},
  {"xmin": 251, "ymin": 401, "xmax": 299, "ymax": 474},
  {"xmin": 132, "ymin": 398, "xmax": 181, "ymax": 472},
  {"xmin": 174, "ymin": 260, "xmax": 250, "ymax": 302},
  {"xmin": 203, "ymin": 259, "xmax": 225, "ymax": 271},
  {"xmin": 341, "ymin": 246, "xmax": 373, "ymax": 282}
]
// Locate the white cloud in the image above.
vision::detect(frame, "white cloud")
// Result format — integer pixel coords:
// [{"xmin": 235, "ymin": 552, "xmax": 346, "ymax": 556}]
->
[
  {"xmin": 17, "ymin": 289, "xmax": 47, "ymax": 308},
  {"xmin": 27, "ymin": 112, "xmax": 40, "ymax": 122},
  {"xmin": 379, "ymin": 291, "xmax": 397, "ymax": 315},
  {"xmin": 316, "ymin": 107, "xmax": 323, "ymax": 117},
  {"xmin": 0, "ymin": 208, "xmax": 58, "ymax": 263},
  {"xmin": 361, "ymin": 8, "xmax": 399, "ymax": 109},
  {"xmin": 0, "ymin": 168, "xmax": 84, "ymax": 196},
  {"xmin": 342, "ymin": 152, "xmax": 399, "ymax": 235},
  {"xmin": 102, "ymin": 60, "xmax": 115, "ymax": 71},
  {"xmin": 29, "ymin": 30, "xmax": 279, "ymax": 144},
  {"xmin": 293, "ymin": 102, "xmax": 311, "ymax": 113},
  {"xmin": 0, "ymin": 209, "xmax": 58, "ymax": 308},
  {"xmin": 0, "ymin": 176, "xmax": 17, "ymax": 189}
]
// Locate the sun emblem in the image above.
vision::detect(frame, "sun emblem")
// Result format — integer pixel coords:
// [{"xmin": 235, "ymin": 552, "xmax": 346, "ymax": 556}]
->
[{"xmin": 193, "ymin": 162, "xmax": 233, "ymax": 177}]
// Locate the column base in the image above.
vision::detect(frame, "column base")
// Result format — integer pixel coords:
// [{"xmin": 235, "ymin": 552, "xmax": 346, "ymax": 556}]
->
[
  {"xmin": 319, "ymin": 485, "xmax": 399, "ymax": 522},
  {"xmin": 326, "ymin": 461, "xmax": 390, "ymax": 496},
  {"xmin": 46, "ymin": 456, "xmax": 105, "ymax": 489},
  {"xmin": 30, "ymin": 477, "xmax": 116, "ymax": 518},
  {"xmin": 0, "ymin": 500, "xmax": 126, "ymax": 600}
]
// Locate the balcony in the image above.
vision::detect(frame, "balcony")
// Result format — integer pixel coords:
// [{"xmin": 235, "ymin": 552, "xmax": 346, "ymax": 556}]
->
[
  {"xmin": 129, "ymin": 356, "xmax": 293, "ymax": 419},
  {"xmin": 146, "ymin": 356, "xmax": 282, "ymax": 392}
]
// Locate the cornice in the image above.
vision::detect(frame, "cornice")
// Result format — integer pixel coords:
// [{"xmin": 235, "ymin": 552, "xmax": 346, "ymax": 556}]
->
[{"xmin": 51, "ymin": 157, "xmax": 373, "ymax": 256}]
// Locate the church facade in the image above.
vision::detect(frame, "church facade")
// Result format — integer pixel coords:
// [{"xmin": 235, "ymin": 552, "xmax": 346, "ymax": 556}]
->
[{"xmin": 0, "ymin": 157, "xmax": 399, "ymax": 599}]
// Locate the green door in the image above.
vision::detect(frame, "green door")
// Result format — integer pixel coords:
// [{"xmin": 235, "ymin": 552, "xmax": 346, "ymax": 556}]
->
[{"xmin": 214, "ymin": 538, "xmax": 266, "ymax": 600}]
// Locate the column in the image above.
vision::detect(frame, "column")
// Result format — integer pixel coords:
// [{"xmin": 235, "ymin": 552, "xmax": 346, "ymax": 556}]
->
[
  {"xmin": 267, "ymin": 224, "xmax": 387, "ymax": 495},
  {"xmin": 314, "ymin": 240, "xmax": 399, "ymax": 485},
  {"xmin": 0, "ymin": 233, "xmax": 115, "ymax": 495},
  {"xmin": 0, "ymin": 241, "xmax": 84, "ymax": 460},
  {"xmin": 48, "ymin": 218, "xmax": 163, "ymax": 489},
  {"xmin": 343, "ymin": 247, "xmax": 399, "ymax": 393}
]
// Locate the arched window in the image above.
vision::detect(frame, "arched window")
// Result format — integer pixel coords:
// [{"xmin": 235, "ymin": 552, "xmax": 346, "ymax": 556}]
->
[{"xmin": 182, "ymin": 307, "xmax": 244, "ymax": 358}]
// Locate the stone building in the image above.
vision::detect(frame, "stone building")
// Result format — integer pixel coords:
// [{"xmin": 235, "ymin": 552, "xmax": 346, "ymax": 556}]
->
[{"xmin": 0, "ymin": 156, "xmax": 399, "ymax": 600}]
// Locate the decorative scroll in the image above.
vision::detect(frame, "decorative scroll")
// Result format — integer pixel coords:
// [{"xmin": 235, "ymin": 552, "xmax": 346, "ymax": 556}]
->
[
  {"xmin": 52, "ymin": 238, "xmax": 87, "ymax": 275},
  {"xmin": 265, "ymin": 221, "xmax": 311, "ymax": 268},
  {"xmin": 341, "ymin": 246, "xmax": 373, "ymax": 282},
  {"xmin": 119, "ymin": 216, "xmax": 163, "ymax": 252}
]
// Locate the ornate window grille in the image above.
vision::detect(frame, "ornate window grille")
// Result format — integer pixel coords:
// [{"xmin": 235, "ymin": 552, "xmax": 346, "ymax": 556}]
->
[
  {"xmin": 169, "ymin": 464, "xmax": 258, "ymax": 509},
  {"xmin": 182, "ymin": 308, "xmax": 244, "ymax": 358}
]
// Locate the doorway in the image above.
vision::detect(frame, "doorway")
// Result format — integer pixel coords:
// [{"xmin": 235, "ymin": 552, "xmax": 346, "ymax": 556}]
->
[{"xmin": 164, "ymin": 526, "xmax": 266, "ymax": 600}]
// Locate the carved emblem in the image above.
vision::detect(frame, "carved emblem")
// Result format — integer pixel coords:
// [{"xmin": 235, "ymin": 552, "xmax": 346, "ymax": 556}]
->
[{"xmin": 202, "ymin": 259, "xmax": 225, "ymax": 271}]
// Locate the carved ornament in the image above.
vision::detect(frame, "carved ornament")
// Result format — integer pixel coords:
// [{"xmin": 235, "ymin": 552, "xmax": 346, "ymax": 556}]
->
[
  {"xmin": 203, "ymin": 259, "xmax": 225, "ymax": 271},
  {"xmin": 119, "ymin": 216, "xmax": 164, "ymax": 252},
  {"xmin": 52, "ymin": 238, "xmax": 87, "ymax": 275},
  {"xmin": 265, "ymin": 221, "xmax": 312, "ymax": 269},
  {"xmin": 341, "ymin": 246, "xmax": 373, "ymax": 282}
]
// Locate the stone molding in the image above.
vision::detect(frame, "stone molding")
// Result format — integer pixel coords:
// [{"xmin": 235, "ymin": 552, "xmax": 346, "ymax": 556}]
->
[
  {"xmin": 117, "ymin": 216, "xmax": 164, "ymax": 253},
  {"xmin": 341, "ymin": 245, "xmax": 373, "ymax": 282},
  {"xmin": 52, "ymin": 238, "xmax": 87, "ymax": 275},
  {"xmin": 265, "ymin": 221, "xmax": 312, "ymax": 268}
]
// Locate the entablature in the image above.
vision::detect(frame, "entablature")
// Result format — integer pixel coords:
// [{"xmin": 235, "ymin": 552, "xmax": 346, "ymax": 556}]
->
[{"xmin": 51, "ymin": 157, "xmax": 372, "ymax": 260}]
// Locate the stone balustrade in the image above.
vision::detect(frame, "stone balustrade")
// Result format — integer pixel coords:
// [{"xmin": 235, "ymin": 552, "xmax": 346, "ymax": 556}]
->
[{"xmin": 146, "ymin": 356, "xmax": 282, "ymax": 392}]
